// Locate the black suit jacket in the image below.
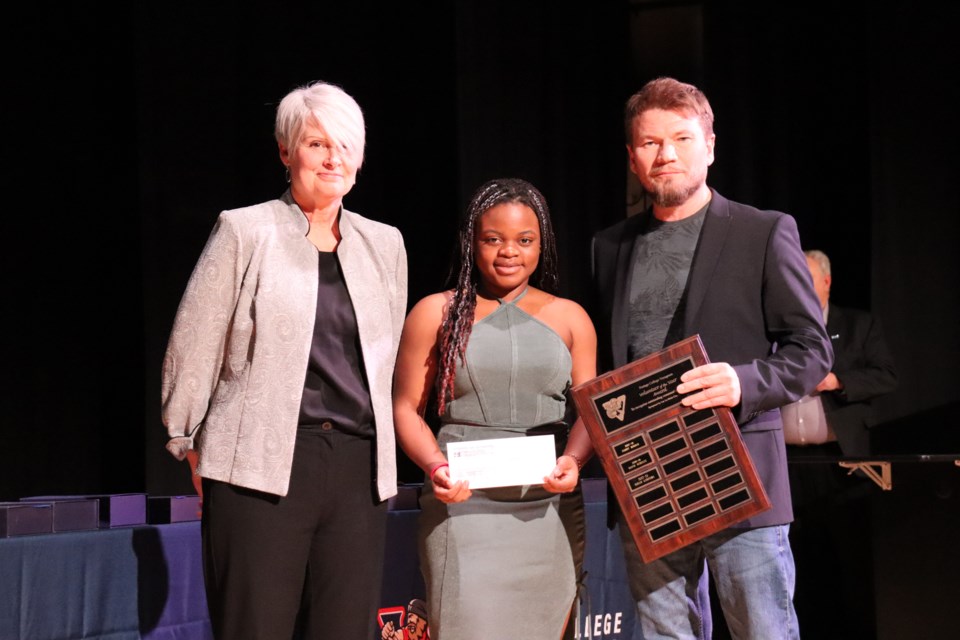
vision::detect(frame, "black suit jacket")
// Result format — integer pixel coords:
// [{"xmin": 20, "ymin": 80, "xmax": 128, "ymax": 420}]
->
[
  {"xmin": 591, "ymin": 190, "xmax": 833, "ymax": 526},
  {"xmin": 820, "ymin": 303, "xmax": 898, "ymax": 456}
]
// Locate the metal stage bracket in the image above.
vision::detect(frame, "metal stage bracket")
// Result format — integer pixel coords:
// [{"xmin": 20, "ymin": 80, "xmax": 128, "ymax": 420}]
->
[{"xmin": 838, "ymin": 460, "xmax": 892, "ymax": 490}]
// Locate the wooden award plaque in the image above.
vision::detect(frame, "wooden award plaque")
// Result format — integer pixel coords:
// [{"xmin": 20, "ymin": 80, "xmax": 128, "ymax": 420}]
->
[{"xmin": 571, "ymin": 335, "xmax": 770, "ymax": 562}]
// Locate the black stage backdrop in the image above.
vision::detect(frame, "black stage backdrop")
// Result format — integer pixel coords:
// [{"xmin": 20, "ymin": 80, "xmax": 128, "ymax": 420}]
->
[{"xmin": 2, "ymin": 1, "xmax": 957, "ymax": 499}]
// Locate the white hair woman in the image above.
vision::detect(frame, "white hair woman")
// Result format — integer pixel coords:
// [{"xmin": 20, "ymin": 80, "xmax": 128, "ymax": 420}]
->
[{"xmin": 162, "ymin": 80, "xmax": 407, "ymax": 639}]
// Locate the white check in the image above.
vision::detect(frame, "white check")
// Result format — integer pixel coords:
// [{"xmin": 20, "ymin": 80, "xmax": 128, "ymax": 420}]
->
[{"xmin": 446, "ymin": 435, "xmax": 557, "ymax": 489}]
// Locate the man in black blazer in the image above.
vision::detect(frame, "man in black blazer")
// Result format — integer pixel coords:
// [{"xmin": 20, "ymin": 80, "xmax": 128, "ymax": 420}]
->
[
  {"xmin": 782, "ymin": 249, "xmax": 898, "ymax": 456},
  {"xmin": 589, "ymin": 77, "xmax": 832, "ymax": 639}
]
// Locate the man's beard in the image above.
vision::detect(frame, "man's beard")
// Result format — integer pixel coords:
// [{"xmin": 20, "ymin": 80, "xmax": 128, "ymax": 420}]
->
[{"xmin": 643, "ymin": 170, "xmax": 707, "ymax": 208}]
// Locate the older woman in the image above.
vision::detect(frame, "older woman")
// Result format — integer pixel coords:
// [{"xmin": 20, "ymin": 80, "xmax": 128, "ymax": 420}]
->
[
  {"xmin": 161, "ymin": 80, "xmax": 407, "ymax": 639},
  {"xmin": 393, "ymin": 178, "xmax": 597, "ymax": 639}
]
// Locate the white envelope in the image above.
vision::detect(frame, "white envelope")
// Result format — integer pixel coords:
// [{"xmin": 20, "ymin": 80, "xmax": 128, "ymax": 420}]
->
[{"xmin": 447, "ymin": 435, "xmax": 557, "ymax": 489}]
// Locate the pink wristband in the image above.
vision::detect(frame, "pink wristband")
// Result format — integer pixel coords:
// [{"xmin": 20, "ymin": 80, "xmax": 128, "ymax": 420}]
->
[{"xmin": 429, "ymin": 463, "xmax": 449, "ymax": 482}]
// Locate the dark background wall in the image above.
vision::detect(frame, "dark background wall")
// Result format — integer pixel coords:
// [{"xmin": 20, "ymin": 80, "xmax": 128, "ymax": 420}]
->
[{"xmin": 5, "ymin": 0, "xmax": 954, "ymax": 498}]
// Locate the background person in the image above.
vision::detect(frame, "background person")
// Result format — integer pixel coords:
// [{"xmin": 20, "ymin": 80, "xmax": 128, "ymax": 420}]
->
[
  {"xmin": 161, "ymin": 80, "xmax": 407, "ymax": 639},
  {"xmin": 392, "ymin": 178, "xmax": 597, "ymax": 640},
  {"xmin": 585, "ymin": 77, "xmax": 832, "ymax": 639},
  {"xmin": 782, "ymin": 248, "xmax": 899, "ymax": 455}
]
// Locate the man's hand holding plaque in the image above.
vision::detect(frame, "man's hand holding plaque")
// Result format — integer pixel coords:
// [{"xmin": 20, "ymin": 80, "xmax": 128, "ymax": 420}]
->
[{"xmin": 677, "ymin": 362, "xmax": 742, "ymax": 410}]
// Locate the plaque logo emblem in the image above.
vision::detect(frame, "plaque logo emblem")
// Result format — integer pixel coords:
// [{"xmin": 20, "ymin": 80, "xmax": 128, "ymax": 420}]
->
[{"xmin": 603, "ymin": 395, "xmax": 626, "ymax": 421}]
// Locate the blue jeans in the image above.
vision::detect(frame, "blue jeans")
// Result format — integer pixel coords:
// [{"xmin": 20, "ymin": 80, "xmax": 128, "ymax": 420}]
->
[{"xmin": 618, "ymin": 514, "xmax": 799, "ymax": 640}]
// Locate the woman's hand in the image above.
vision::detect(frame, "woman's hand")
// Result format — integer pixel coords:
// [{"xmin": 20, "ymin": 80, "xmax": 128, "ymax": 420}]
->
[
  {"xmin": 543, "ymin": 455, "xmax": 580, "ymax": 493},
  {"xmin": 430, "ymin": 463, "xmax": 472, "ymax": 503}
]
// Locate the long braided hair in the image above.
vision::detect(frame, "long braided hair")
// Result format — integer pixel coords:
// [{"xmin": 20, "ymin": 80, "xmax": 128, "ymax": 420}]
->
[{"xmin": 434, "ymin": 178, "xmax": 560, "ymax": 416}]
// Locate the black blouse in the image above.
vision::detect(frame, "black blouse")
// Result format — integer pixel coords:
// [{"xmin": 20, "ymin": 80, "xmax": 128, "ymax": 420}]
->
[{"xmin": 297, "ymin": 250, "xmax": 375, "ymax": 437}]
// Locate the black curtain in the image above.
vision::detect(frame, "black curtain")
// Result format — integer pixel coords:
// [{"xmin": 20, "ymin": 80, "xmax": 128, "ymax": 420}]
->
[{"xmin": 1, "ymin": 1, "xmax": 957, "ymax": 501}]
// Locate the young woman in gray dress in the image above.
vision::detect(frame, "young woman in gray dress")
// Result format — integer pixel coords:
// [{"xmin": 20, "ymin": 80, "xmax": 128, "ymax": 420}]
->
[{"xmin": 393, "ymin": 178, "xmax": 597, "ymax": 639}]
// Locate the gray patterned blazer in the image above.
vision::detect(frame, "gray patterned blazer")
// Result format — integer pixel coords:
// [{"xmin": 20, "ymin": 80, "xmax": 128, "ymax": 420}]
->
[{"xmin": 161, "ymin": 191, "xmax": 407, "ymax": 500}]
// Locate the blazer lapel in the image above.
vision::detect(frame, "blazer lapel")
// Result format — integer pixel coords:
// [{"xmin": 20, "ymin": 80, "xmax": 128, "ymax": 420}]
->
[
  {"xmin": 683, "ymin": 190, "xmax": 731, "ymax": 335},
  {"xmin": 826, "ymin": 303, "xmax": 842, "ymax": 342}
]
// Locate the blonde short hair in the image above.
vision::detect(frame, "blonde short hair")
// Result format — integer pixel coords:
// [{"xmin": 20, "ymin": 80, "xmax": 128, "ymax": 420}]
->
[{"xmin": 274, "ymin": 81, "xmax": 366, "ymax": 167}]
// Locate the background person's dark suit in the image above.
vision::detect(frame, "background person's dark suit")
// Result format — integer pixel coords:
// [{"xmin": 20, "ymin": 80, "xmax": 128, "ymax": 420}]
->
[
  {"xmin": 591, "ymin": 188, "xmax": 833, "ymax": 528},
  {"xmin": 820, "ymin": 302, "xmax": 898, "ymax": 456}
]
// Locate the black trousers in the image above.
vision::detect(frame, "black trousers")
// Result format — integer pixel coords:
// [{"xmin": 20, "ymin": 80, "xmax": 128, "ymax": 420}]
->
[{"xmin": 201, "ymin": 430, "xmax": 388, "ymax": 640}]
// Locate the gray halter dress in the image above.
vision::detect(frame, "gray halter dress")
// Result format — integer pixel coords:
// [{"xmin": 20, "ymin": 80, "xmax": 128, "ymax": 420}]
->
[{"xmin": 418, "ymin": 290, "xmax": 585, "ymax": 639}]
